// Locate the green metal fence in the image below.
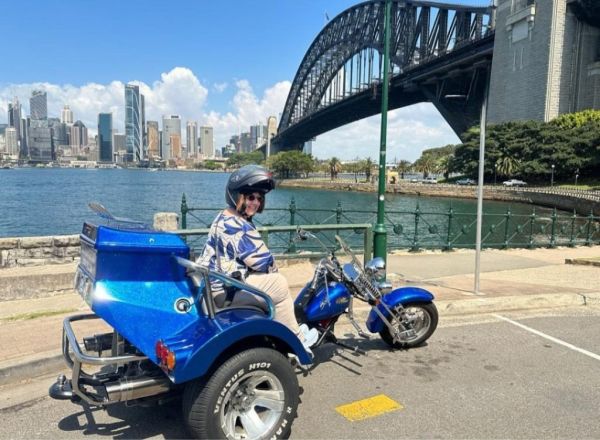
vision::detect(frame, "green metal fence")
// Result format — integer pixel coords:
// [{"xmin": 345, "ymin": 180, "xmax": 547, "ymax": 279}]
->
[{"xmin": 180, "ymin": 194, "xmax": 600, "ymax": 256}]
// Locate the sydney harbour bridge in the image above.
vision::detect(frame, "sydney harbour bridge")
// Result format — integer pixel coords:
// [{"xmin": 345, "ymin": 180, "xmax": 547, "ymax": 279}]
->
[
  {"xmin": 269, "ymin": 0, "xmax": 495, "ymax": 153},
  {"xmin": 266, "ymin": 0, "xmax": 600, "ymax": 154}
]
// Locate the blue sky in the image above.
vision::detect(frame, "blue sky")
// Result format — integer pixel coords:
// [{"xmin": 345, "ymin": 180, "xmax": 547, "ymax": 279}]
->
[{"xmin": 1, "ymin": 0, "xmax": 490, "ymax": 160}]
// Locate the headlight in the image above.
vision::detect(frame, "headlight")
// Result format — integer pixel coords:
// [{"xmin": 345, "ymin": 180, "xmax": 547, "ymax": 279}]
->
[{"xmin": 364, "ymin": 257, "xmax": 386, "ymax": 279}]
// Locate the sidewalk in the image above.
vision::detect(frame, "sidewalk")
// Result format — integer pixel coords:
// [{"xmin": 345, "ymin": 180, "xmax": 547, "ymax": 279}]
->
[{"xmin": 1, "ymin": 245, "xmax": 599, "ymax": 386}]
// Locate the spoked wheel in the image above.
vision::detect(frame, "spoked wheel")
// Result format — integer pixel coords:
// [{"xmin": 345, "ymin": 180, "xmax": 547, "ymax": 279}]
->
[
  {"xmin": 183, "ymin": 348, "xmax": 299, "ymax": 440},
  {"xmin": 379, "ymin": 302, "xmax": 438, "ymax": 348}
]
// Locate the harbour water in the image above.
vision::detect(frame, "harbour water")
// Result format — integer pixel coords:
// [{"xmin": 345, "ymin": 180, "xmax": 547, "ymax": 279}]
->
[{"xmin": 0, "ymin": 168, "xmax": 557, "ymax": 239}]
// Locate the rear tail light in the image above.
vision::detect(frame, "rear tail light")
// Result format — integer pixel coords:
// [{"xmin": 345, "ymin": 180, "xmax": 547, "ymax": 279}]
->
[{"xmin": 155, "ymin": 340, "xmax": 176, "ymax": 371}]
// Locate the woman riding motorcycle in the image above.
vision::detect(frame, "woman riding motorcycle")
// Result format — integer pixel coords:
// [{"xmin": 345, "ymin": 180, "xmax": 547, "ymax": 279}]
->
[{"xmin": 197, "ymin": 164, "xmax": 318, "ymax": 351}]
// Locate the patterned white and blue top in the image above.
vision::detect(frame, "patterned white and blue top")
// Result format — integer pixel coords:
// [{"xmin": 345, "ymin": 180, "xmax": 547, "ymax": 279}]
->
[{"xmin": 197, "ymin": 210, "xmax": 277, "ymax": 279}]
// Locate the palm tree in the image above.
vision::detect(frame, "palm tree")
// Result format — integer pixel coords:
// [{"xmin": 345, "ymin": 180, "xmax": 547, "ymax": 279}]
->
[
  {"xmin": 363, "ymin": 157, "xmax": 375, "ymax": 182},
  {"xmin": 496, "ymin": 153, "xmax": 520, "ymax": 178},
  {"xmin": 437, "ymin": 154, "xmax": 454, "ymax": 180},
  {"xmin": 414, "ymin": 154, "xmax": 436, "ymax": 178},
  {"xmin": 396, "ymin": 160, "xmax": 412, "ymax": 179},
  {"xmin": 328, "ymin": 157, "xmax": 341, "ymax": 180}
]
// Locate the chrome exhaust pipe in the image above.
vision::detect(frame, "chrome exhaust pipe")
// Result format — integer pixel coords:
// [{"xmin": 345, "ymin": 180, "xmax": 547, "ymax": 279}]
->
[{"xmin": 105, "ymin": 376, "xmax": 171, "ymax": 402}]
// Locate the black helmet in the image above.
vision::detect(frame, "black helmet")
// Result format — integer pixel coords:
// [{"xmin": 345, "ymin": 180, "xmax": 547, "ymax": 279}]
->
[{"xmin": 226, "ymin": 164, "xmax": 275, "ymax": 209}]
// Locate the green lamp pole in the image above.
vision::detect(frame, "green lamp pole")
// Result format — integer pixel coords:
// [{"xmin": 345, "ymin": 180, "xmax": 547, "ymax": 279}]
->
[{"xmin": 374, "ymin": 0, "xmax": 392, "ymax": 263}]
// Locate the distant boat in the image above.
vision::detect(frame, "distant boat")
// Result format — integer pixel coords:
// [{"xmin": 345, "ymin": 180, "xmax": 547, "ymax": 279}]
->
[{"xmin": 1, "ymin": 165, "xmax": 15, "ymax": 169}]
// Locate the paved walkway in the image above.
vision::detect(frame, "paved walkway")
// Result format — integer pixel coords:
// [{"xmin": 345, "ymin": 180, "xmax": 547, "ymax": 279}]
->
[{"xmin": 1, "ymin": 245, "xmax": 599, "ymax": 386}]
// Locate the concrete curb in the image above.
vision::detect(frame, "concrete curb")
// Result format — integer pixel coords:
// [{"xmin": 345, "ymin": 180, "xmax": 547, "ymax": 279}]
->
[
  {"xmin": 1, "ymin": 292, "xmax": 597, "ymax": 387},
  {"xmin": 0, "ymin": 352, "xmax": 65, "ymax": 387}
]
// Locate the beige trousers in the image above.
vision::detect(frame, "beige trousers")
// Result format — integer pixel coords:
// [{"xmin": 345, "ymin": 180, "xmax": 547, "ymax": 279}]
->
[{"xmin": 245, "ymin": 272, "xmax": 302, "ymax": 339}]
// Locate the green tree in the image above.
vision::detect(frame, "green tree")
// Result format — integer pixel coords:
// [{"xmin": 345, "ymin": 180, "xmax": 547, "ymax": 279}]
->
[
  {"xmin": 267, "ymin": 151, "xmax": 315, "ymax": 178},
  {"xmin": 363, "ymin": 157, "xmax": 375, "ymax": 182},
  {"xmin": 226, "ymin": 151, "xmax": 265, "ymax": 168},
  {"xmin": 328, "ymin": 157, "xmax": 341, "ymax": 180},
  {"xmin": 396, "ymin": 160, "xmax": 412, "ymax": 179}
]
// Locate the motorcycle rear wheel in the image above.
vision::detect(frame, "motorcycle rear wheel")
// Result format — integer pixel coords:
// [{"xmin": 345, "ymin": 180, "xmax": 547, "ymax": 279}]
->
[{"xmin": 379, "ymin": 302, "xmax": 438, "ymax": 348}]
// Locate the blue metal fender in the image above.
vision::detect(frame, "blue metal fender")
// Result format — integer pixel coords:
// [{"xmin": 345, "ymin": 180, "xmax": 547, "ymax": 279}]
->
[
  {"xmin": 169, "ymin": 310, "xmax": 313, "ymax": 384},
  {"xmin": 365, "ymin": 287, "xmax": 435, "ymax": 333}
]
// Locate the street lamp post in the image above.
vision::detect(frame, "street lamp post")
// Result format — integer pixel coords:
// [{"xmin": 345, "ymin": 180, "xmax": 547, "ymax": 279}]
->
[
  {"xmin": 575, "ymin": 170, "xmax": 579, "ymax": 186},
  {"xmin": 551, "ymin": 164, "xmax": 555, "ymax": 187},
  {"xmin": 494, "ymin": 162, "xmax": 498, "ymax": 186},
  {"xmin": 373, "ymin": 0, "xmax": 392, "ymax": 265},
  {"xmin": 473, "ymin": 69, "xmax": 490, "ymax": 296}
]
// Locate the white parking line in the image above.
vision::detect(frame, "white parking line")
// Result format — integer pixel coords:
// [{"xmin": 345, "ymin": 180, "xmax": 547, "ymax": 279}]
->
[{"xmin": 493, "ymin": 314, "xmax": 600, "ymax": 362}]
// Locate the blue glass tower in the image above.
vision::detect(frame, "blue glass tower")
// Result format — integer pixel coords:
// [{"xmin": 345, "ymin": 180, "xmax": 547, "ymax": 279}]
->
[
  {"xmin": 98, "ymin": 113, "xmax": 113, "ymax": 162},
  {"xmin": 124, "ymin": 84, "xmax": 141, "ymax": 162}
]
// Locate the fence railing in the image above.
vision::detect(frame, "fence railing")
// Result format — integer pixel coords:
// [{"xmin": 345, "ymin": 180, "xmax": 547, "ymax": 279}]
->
[
  {"xmin": 180, "ymin": 194, "xmax": 600, "ymax": 255},
  {"xmin": 176, "ymin": 223, "xmax": 373, "ymax": 262}
]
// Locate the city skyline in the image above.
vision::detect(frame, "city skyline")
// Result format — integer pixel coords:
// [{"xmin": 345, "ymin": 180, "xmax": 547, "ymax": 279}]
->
[{"xmin": 0, "ymin": 0, "xmax": 489, "ymax": 161}]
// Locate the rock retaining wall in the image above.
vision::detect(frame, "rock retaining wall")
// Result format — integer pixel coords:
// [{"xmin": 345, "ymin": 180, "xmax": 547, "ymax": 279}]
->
[{"xmin": 0, "ymin": 235, "xmax": 80, "ymax": 269}]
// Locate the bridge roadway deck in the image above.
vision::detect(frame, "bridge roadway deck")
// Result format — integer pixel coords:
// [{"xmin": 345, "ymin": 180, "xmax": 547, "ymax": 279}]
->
[{"xmin": 0, "ymin": 245, "xmax": 599, "ymax": 387}]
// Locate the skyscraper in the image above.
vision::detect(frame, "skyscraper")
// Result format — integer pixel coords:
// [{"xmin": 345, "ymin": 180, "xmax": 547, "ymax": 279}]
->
[
  {"xmin": 29, "ymin": 91, "xmax": 52, "ymax": 161},
  {"xmin": 141, "ymin": 94, "xmax": 146, "ymax": 157},
  {"xmin": 162, "ymin": 115, "xmax": 181, "ymax": 161},
  {"xmin": 98, "ymin": 113, "xmax": 113, "ymax": 162},
  {"xmin": 186, "ymin": 121, "xmax": 198, "ymax": 158},
  {"xmin": 147, "ymin": 121, "xmax": 160, "ymax": 159},
  {"xmin": 125, "ymin": 84, "xmax": 141, "ymax": 162},
  {"xmin": 5, "ymin": 127, "xmax": 18, "ymax": 156},
  {"xmin": 70, "ymin": 120, "xmax": 88, "ymax": 153},
  {"xmin": 266, "ymin": 116, "xmax": 277, "ymax": 157},
  {"xmin": 61, "ymin": 105, "xmax": 73, "ymax": 124},
  {"xmin": 30, "ymin": 90, "xmax": 48, "ymax": 121},
  {"xmin": 7, "ymin": 98, "xmax": 22, "ymax": 156},
  {"xmin": 200, "ymin": 126, "xmax": 214, "ymax": 158}
]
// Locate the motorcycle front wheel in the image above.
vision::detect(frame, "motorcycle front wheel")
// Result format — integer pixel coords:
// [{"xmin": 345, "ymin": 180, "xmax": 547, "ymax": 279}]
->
[{"xmin": 379, "ymin": 302, "xmax": 438, "ymax": 348}]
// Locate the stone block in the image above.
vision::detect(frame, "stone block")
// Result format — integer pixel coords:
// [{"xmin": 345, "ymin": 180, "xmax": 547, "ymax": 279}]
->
[
  {"xmin": 19, "ymin": 237, "xmax": 53, "ymax": 249},
  {"xmin": 154, "ymin": 212, "xmax": 179, "ymax": 231},
  {"xmin": 53, "ymin": 235, "xmax": 80, "ymax": 247},
  {"xmin": 65, "ymin": 247, "xmax": 81, "ymax": 257},
  {"xmin": 0, "ymin": 238, "xmax": 19, "ymax": 250},
  {"xmin": 16, "ymin": 258, "xmax": 49, "ymax": 267}
]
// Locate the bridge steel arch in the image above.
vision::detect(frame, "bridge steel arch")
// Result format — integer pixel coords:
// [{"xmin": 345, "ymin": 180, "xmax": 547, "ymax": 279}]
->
[{"xmin": 271, "ymin": 0, "xmax": 494, "ymax": 154}]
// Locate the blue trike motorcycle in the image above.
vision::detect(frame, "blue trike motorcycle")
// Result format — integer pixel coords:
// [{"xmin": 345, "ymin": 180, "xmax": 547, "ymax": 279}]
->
[{"xmin": 50, "ymin": 207, "xmax": 437, "ymax": 439}]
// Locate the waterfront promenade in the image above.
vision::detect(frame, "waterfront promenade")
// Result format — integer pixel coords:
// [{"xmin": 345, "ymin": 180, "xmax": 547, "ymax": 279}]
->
[{"xmin": 1, "ymin": 244, "xmax": 599, "ymax": 391}]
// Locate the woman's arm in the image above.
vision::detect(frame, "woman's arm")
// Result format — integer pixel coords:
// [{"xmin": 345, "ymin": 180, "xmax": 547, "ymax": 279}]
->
[{"xmin": 238, "ymin": 226, "xmax": 276, "ymax": 273}]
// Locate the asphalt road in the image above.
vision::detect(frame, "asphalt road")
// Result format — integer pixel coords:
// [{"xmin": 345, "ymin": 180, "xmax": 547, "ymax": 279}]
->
[{"xmin": 2, "ymin": 307, "xmax": 600, "ymax": 439}]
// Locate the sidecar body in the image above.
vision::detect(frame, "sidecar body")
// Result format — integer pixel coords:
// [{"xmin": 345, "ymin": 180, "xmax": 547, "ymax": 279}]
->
[{"xmin": 51, "ymin": 220, "xmax": 311, "ymax": 413}]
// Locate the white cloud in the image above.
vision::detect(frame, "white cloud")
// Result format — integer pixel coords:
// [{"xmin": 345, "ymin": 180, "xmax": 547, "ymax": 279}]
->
[
  {"xmin": 213, "ymin": 82, "xmax": 228, "ymax": 93},
  {"xmin": 0, "ymin": 67, "xmax": 457, "ymax": 160},
  {"xmin": 312, "ymin": 103, "xmax": 460, "ymax": 162}
]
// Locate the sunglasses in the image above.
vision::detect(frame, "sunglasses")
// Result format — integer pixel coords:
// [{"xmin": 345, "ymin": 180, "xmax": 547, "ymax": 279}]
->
[{"xmin": 246, "ymin": 194, "xmax": 264, "ymax": 202}]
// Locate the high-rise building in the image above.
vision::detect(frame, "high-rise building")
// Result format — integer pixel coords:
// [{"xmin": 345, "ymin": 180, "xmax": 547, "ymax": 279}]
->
[
  {"xmin": 125, "ymin": 84, "xmax": 142, "ymax": 162},
  {"xmin": 141, "ymin": 94, "xmax": 146, "ymax": 156},
  {"xmin": 7, "ymin": 98, "xmax": 23, "ymax": 157},
  {"xmin": 200, "ymin": 126, "xmax": 214, "ymax": 158},
  {"xmin": 28, "ymin": 126, "xmax": 53, "ymax": 161},
  {"xmin": 5, "ymin": 127, "xmax": 18, "ymax": 156},
  {"xmin": 30, "ymin": 90, "xmax": 48, "ymax": 121},
  {"xmin": 162, "ymin": 115, "xmax": 181, "ymax": 160},
  {"xmin": 48, "ymin": 118, "xmax": 68, "ymax": 148},
  {"xmin": 186, "ymin": 121, "xmax": 198, "ymax": 158},
  {"xmin": 98, "ymin": 113, "xmax": 113, "ymax": 162},
  {"xmin": 170, "ymin": 134, "xmax": 182, "ymax": 159},
  {"xmin": 240, "ymin": 132, "xmax": 252, "ymax": 153},
  {"xmin": 147, "ymin": 121, "xmax": 160, "ymax": 159},
  {"xmin": 29, "ymin": 91, "xmax": 51, "ymax": 161},
  {"xmin": 250, "ymin": 124, "xmax": 267, "ymax": 150},
  {"xmin": 266, "ymin": 116, "xmax": 277, "ymax": 156},
  {"xmin": 70, "ymin": 120, "xmax": 88, "ymax": 153},
  {"xmin": 61, "ymin": 105, "xmax": 73, "ymax": 124}
]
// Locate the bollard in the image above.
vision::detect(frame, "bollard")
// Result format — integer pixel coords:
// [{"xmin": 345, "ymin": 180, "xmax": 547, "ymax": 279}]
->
[{"xmin": 181, "ymin": 194, "xmax": 188, "ymax": 230}]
